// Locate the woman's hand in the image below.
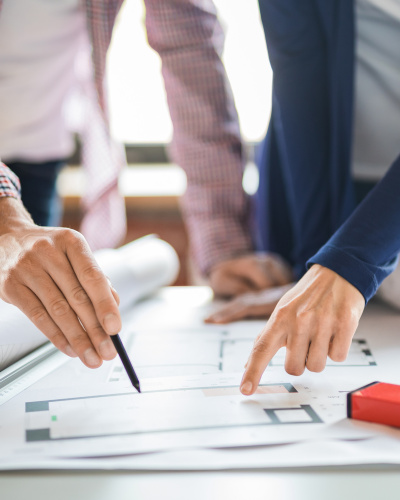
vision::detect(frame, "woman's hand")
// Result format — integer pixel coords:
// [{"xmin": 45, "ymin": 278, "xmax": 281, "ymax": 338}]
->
[{"xmin": 240, "ymin": 265, "xmax": 365, "ymax": 395}]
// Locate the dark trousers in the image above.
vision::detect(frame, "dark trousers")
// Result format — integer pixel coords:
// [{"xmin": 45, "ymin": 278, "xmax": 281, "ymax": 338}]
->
[{"xmin": 7, "ymin": 160, "xmax": 65, "ymax": 227}]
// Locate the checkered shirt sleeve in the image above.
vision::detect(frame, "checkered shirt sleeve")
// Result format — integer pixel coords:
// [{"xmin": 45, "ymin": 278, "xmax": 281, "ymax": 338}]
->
[
  {"xmin": 84, "ymin": 0, "xmax": 254, "ymax": 267},
  {"xmin": 0, "ymin": 163, "xmax": 21, "ymax": 200},
  {"xmin": 145, "ymin": 0, "xmax": 254, "ymax": 274}
]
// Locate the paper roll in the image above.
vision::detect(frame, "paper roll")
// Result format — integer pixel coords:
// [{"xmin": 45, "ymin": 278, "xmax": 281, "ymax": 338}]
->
[{"xmin": 94, "ymin": 235, "xmax": 180, "ymax": 312}]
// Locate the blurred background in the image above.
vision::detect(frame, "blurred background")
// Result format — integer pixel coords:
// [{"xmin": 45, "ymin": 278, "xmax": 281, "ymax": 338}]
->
[{"xmin": 59, "ymin": 0, "xmax": 273, "ymax": 285}]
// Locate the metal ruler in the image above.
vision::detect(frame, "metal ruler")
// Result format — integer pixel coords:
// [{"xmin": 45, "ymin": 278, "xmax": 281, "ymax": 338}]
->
[{"xmin": 0, "ymin": 344, "xmax": 68, "ymax": 406}]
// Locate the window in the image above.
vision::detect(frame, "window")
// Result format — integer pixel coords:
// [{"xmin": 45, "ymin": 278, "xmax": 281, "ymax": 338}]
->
[{"xmin": 107, "ymin": 0, "xmax": 273, "ymax": 146}]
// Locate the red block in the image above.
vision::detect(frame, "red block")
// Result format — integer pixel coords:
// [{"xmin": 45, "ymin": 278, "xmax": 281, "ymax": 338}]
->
[{"xmin": 347, "ymin": 381, "xmax": 400, "ymax": 428}]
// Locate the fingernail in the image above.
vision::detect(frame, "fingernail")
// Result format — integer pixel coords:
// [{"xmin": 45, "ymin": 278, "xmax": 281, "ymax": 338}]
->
[
  {"xmin": 65, "ymin": 345, "xmax": 78, "ymax": 358},
  {"xmin": 99, "ymin": 339, "xmax": 116, "ymax": 360},
  {"xmin": 83, "ymin": 348, "xmax": 102, "ymax": 368},
  {"xmin": 103, "ymin": 313, "xmax": 121, "ymax": 334},
  {"xmin": 240, "ymin": 381, "xmax": 253, "ymax": 395}
]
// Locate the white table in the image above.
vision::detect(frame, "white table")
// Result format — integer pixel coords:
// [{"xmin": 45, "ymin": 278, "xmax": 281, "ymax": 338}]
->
[
  {"xmin": 1, "ymin": 287, "xmax": 400, "ymax": 499},
  {"xmin": 2, "ymin": 468, "xmax": 400, "ymax": 500}
]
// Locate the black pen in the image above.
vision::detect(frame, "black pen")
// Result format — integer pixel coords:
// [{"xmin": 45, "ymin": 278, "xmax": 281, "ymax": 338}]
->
[{"xmin": 110, "ymin": 334, "xmax": 141, "ymax": 393}]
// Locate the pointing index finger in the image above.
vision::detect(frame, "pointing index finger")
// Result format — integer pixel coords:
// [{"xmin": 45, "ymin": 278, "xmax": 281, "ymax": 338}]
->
[{"xmin": 240, "ymin": 322, "xmax": 285, "ymax": 395}]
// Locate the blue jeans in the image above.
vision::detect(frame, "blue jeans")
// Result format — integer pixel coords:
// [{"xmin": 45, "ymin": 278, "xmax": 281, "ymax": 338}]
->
[{"xmin": 7, "ymin": 160, "xmax": 65, "ymax": 227}]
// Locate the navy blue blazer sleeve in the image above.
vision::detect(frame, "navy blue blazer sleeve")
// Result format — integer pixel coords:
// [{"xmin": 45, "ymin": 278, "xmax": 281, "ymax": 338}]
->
[
  {"xmin": 257, "ymin": 0, "xmax": 356, "ymax": 277},
  {"xmin": 308, "ymin": 158, "xmax": 400, "ymax": 302}
]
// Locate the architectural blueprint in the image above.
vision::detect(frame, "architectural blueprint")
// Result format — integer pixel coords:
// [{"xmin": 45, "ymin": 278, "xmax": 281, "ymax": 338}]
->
[{"xmin": 0, "ymin": 287, "xmax": 399, "ymax": 467}]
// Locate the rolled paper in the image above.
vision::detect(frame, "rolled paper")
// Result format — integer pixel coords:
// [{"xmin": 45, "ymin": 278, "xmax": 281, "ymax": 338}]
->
[{"xmin": 94, "ymin": 235, "xmax": 180, "ymax": 312}]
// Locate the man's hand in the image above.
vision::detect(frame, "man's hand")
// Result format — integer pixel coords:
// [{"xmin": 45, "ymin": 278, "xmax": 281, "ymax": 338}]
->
[
  {"xmin": 209, "ymin": 253, "xmax": 293, "ymax": 298},
  {"xmin": 0, "ymin": 198, "xmax": 119, "ymax": 368},
  {"xmin": 205, "ymin": 283, "xmax": 294, "ymax": 324},
  {"xmin": 240, "ymin": 265, "xmax": 365, "ymax": 395}
]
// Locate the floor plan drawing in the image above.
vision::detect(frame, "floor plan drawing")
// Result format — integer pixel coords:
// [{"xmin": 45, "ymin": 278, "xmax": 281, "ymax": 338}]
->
[
  {"xmin": 23, "ymin": 377, "xmax": 332, "ymax": 448},
  {"xmin": 108, "ymin": 329, "xmax": 377, "ymax": 383}
]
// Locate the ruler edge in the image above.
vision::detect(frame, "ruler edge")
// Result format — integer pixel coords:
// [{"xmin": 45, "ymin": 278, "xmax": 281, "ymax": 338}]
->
[{"xmin": 0, "ymin": 343, "xmax": 59, "ymax": 391}]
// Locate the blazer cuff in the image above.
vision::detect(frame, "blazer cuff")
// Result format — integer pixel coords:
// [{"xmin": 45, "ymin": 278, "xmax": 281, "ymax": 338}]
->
[{"xmin": 307, "ymin": 244, "xmax": 384, "ymax": 303}]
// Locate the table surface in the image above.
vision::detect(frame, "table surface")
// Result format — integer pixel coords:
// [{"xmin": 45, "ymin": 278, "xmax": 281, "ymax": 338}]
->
[
  {"xmin": 2, "ymin": 469, "xmax": 400, "ymax": 500},
  {"xmin": 1, "ymin": 287, "xmax": 400, "ymax": 499}
]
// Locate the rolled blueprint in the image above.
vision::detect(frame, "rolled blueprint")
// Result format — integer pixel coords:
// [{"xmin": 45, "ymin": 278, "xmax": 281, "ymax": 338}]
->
[
  {"xmin": 0, "ymin": 236, "xmax": 180, "ymax": 370},
  {"xmin": 94, "ymin": 235, "xmax": 180, "ymax": 312}
]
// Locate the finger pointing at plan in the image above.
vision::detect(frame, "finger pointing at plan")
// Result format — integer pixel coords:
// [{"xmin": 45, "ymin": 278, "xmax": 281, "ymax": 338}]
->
[{"xmin": 240, "ymin": 264, "xmax": 365, "ymax": 396}]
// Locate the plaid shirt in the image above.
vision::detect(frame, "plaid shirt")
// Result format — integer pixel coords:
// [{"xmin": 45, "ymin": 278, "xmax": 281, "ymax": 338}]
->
[{"xmin": 0, "ymin": 0, "xmax": 253, "ymax": 273}]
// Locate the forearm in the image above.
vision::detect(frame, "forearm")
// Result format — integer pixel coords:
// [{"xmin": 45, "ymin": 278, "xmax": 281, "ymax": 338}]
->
[
  {"xmin": 308, "ymin": 157, "xmax": 400, "ymax": 302},
  {"xmin": 0, "ymin": 196, "xmax": 34, "ymax": 236},
  {"xmin": 144, "ymin": 0, "xmax": 253, "ymax": 273},
  {"xmin": 181, "ymin": 204, "xmax": 253, "ymax": 276}
]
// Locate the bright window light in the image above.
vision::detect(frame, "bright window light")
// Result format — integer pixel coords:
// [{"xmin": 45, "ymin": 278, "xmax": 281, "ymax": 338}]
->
[{"xmin": 107, "ymin": 0, "xmax": 272, "ymax": 145}]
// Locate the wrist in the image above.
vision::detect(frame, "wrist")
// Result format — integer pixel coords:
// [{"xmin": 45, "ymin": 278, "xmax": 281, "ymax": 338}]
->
[{"xmin": 0, "ymin": 197, "xmax": 35, "ymax": 236}]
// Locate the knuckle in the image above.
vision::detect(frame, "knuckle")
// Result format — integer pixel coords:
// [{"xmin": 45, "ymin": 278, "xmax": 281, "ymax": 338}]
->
[
  {"xmin": 71, "ymin": 286, "xmax": 90, "ymax": 305},
  {"xmin": 252, "ymin": 337, "xmax": 270, "ymax": 354},
  {"xmin": 296, "ymin": 308, "xmax": 315, "ymax": 323},
  {"xmin": 12, "ymin": 239, "xmax": 56, "ymax": 277},
  {"xmin": 49, "ymin": 298, "xmax": 71, "ymax": 318},
  {"xmin": 81, "ymin": 265, "xmax": 104, "ymax": 284},
  {"xmin": 273, "ymin": 305, "xmax": 291, "ymax": 322},
  {"xmin": 67, "ymin": 333, "xmax": 90, "ymax": 352},
  {"xmin": 57, "ymin": 228, "xmax": 82, "ymax": 245},
  {"xmin": 96, "ymin": 295, "xmax": 116, "ymax": 313},
  {"xmin": 29, "ymin": 305, "xmax": 48, "ymax": 326},
  {"xmin": 335, "ymin": 310, "xmax": 353, "ymax": 328},
  {"xmin": 57, "ymin": 228, "xmax": 88, "ymax": 254},
  {"xmin": 344, "ymin": 309, "xmax": 360, "ymax": 328},
  {"xmin": 30, "ymin": 237, "xmax": 54, "ymax": 255}
]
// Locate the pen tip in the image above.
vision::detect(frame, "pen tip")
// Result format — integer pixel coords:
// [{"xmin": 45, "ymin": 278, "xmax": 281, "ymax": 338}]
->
[{"xmin": 135, "ymin": 384, "xmax": 141, "ymax": 393}]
